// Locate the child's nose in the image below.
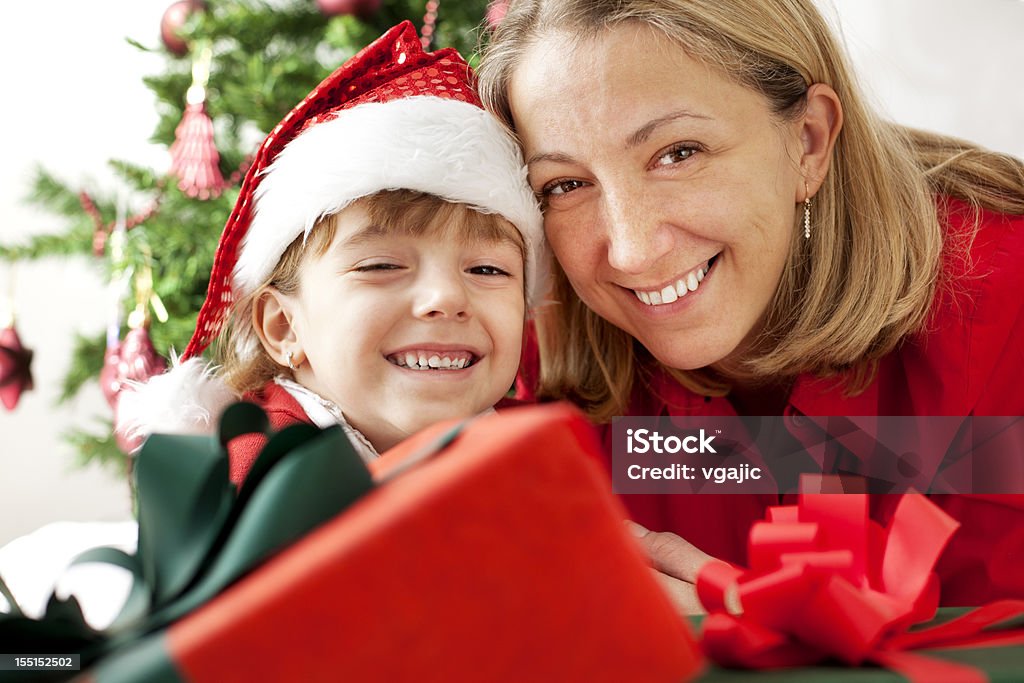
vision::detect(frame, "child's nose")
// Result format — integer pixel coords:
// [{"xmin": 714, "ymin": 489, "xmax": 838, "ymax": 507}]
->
[{"xmin": 413, "ymin": 273, "xmax": 471, "ymax": 320}]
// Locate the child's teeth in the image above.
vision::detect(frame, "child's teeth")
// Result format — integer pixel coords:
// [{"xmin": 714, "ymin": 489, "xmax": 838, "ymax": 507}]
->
[{"xmin": 390, "ymin": 351, "xmax": 474, "ymax": 370}]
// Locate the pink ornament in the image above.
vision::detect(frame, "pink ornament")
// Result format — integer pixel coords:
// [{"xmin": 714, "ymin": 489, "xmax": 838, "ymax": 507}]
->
[
  {"xmin": 160, "ymin": 0, "xmax": 205, "ymax": 57},
  {"xmin": 0, "ymin": 325, "xmax": 34, "ymax": 411},
  {"xmin": 170, "ymin": 101, "xmax": 225, "ymax": 199},
  {"xmin": 108, "ymin": 327, "xmax": 166, "ymax": 453},
  {"xmin": 317, "ymin": 0, "xmax": 380, "ymax": 19},
  {"xmin": 99, "ymin": 340, "xmax": 123, "ymax": 408},
  {"xmin": 104, "ymin": 327, "xmax": 167, "ymax": 411},
  {"xmin": 486, "ymin": 0, "xmax": 508, "ymax": 28}
]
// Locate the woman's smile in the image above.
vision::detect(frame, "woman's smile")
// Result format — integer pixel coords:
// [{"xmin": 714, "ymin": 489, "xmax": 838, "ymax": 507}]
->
[{"xmin": 629, "ymin": 256, "xmax": 717, "ymax": 307}]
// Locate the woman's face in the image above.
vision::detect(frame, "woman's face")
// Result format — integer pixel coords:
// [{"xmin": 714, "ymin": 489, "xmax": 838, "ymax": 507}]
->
[{"xmin": 509, "ymin": 23, "xmax": 805, "ymax": 371}]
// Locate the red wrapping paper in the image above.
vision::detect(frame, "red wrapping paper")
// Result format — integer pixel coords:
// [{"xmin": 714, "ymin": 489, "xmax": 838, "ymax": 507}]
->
[{"xmin": 163, "ymin": 403, "xmax": 703, "ymax": 682}]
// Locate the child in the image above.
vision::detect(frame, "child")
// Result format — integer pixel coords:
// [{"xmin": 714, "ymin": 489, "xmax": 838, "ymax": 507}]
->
[{"xmin": 118, "ymin": 22, "xmax": 548, "ymax": 484}]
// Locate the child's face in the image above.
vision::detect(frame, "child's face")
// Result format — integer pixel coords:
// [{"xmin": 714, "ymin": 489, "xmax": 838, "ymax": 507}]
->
[{"xmin": 286, "ymin": 203, "xmax": 526, "ymax": 451}]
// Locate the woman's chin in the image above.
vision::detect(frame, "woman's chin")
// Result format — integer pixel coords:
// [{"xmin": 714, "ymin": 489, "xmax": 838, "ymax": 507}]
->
[{"xmin": 641, "ymin": 334, "xmax": 741, "ymax": 373}]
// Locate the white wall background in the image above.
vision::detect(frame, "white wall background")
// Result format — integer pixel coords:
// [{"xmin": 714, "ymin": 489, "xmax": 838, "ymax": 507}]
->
[
  {"xmin": 1, "ymin": 0, "xmax": 1023, "ymax": 547},
  {"xmin": 0, "ymin": 1, "xmax": 170, "ymax": 546}
]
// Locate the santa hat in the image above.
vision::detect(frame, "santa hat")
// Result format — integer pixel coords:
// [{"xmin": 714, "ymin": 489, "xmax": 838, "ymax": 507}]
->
[
  {"xmin": 118, "ymin": 21, "xmax": 547, "ymax": 441},
  {"xmin": 185, "ymin": 20, "xmax": 546, "ymax": 362}
]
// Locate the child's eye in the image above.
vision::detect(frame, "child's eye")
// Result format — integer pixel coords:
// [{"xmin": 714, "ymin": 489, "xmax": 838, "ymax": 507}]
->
[
  {"xmin": 354, "ymin": 262, "xmax": 403, "ymax": 272},
  {"xmin": 652, "ymin": 143, "xmax": 700, "ymax": 168},
  {"xmin": 469, "ymin": 265, "xmax": 511, "ymax": 276}
]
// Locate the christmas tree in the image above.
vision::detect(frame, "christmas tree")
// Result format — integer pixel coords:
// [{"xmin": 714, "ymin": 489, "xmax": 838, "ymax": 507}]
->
[{"xmin": 0, "ymin": 0, "xmax": 496, "ymax": 470}]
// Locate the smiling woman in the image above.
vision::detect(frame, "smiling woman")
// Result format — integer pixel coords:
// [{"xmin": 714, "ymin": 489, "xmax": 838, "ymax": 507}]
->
[
  {"xmin": 508, "ymin": 24, "xmax": 829, "ymax": 378},
  {"xmin": 477, "ymin": 0, "xmax": 1024, "ymax": 609}
]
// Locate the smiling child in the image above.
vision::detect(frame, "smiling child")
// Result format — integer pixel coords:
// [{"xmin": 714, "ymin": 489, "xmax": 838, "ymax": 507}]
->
[{"xmin": 119, "ymin": 22, "xmax": 547, "ymax": 483}]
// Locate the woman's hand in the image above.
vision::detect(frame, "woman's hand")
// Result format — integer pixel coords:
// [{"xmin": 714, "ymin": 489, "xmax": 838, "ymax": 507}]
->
[{"xmin": 627, "ymin": 521, "xmax": 715, "ymax": 615}]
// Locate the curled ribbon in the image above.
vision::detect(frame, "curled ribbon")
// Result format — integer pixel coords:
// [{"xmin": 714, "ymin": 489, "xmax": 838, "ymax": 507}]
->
[{"xmin": 697, "ymin": 484, "xmax": 1024, "ymax": 682}]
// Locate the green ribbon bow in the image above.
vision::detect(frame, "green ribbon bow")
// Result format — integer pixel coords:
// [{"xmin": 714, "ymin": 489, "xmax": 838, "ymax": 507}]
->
[{"xmin": 0, "ymin": 402, "xmax": 375, "ymax": 682}]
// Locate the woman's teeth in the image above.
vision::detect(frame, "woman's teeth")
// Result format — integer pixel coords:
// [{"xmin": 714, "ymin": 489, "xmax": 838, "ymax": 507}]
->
[
  {"xmin": 633, "ymin": 262, "xmax": 710, "ymax": 306},
  {"xmin": 388, "ymin": 351, "xmax": 474, "ymax": 370}
]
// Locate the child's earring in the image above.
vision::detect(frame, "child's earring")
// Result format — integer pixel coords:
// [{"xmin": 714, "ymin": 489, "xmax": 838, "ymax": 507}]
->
[{"xmin": 286, "ymin": 350, "xmax": 296, "ymax": 370}]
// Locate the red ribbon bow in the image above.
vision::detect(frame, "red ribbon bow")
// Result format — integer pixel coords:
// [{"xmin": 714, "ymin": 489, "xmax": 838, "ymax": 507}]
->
[{"xmin": 697, "ymin": 488, "xmax": 1024, "ymax": 682}]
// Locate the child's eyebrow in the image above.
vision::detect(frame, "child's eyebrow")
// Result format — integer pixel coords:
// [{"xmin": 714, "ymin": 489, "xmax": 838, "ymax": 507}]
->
[
  {"xmin": 333, "ymin": 221, "xmax": 524, "ymax": 253},
  {"xmin": 335, "ymin": 223, "xmax": 390, "ymax": 249}
]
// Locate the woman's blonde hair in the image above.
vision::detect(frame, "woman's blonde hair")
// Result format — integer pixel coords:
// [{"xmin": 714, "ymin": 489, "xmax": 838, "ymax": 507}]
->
[
  {"xmin": 216, "ymin": 190, "xmax": 526, "ymax": 394},
  {"xmin": 477, "ymin": 0, "xmax": 1024, "ymax": 421}
]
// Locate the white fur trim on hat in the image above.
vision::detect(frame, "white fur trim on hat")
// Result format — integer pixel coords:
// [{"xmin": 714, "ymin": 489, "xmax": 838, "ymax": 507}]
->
[
  {"xmin": 235, "ymin": 96, "xmax": 550, "ymax": 307},
  {"xmin": 116, "ymin": 356, "xmax": 237, "ymax": 445}
]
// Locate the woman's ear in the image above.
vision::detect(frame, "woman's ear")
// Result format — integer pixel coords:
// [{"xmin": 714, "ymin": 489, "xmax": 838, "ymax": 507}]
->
[
  {"xmin": 252, "ymin": 287, "xmax": 303, "ymax": 367},
  {"xmin": 798, "ymin": 82, "xmax": 844, "ymax": 198}
]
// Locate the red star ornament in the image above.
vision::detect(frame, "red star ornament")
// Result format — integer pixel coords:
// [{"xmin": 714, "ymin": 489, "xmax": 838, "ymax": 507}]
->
[{"xmin": 0, "ymin": 325, "xmax": 34, "ymax": 411}]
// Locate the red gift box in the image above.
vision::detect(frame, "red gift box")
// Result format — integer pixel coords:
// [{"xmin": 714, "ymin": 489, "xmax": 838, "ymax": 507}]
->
[{"xmin": 91, "ymin": 403, "xmax": 702, "ymax": 682}]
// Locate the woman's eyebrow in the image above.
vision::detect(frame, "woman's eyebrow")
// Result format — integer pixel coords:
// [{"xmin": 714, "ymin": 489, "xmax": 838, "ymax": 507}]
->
[
  {"xmin": 625, "ymin": 109, "xmax": 712, "ymax": 149},
  {"xmin": 526, "ymin": 151, "xmax": 578, "ymax": 166},
  {"xmin": 525, "ymin": 109, "xmax": 713, "ymax": 165}
]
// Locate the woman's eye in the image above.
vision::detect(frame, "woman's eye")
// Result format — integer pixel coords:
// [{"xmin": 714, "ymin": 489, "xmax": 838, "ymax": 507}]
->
[
  {"xmin": 541, "ymin": 178, "xmax": 587, "ymax": 197},
  {"xmin": 469, "ymin": 265, "xmax": 511, "ymax": 277},
  {"xmin": 653, "ymin": 144, "xmax": 698, "ymax": 167}
]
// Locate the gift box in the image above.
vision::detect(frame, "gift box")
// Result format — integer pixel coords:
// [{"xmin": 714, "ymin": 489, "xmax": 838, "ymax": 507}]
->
[
  {"xmin": 86, "ymin": 403, "xmax": 702, "ymax": 682},
  {"xmin": 688, "ymin": 486, "xmax": 1024, "ymax": 683},
  {"xmin": 693, "ymin": 608, "xmax": 1024, "ymax": 682}
]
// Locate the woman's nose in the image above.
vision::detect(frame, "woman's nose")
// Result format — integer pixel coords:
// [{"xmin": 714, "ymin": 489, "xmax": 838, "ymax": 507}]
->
[
  {"xmin": 413, "ymin": 271, "xmax": 471, "ymax": 320},
  {"xmin": 602, "ymin": 191, "xmax": 674, "ymax": 275}
]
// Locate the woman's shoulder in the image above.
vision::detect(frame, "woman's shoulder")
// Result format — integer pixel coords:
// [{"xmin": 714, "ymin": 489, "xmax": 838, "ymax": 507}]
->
[
  {"xmin": 933, "ymin": 196, "xmax": 1024, "ymax": 332},
  {"xmin": 907, "ymin": 197, "xmax": 1024, "ymax": 413},
  {"xmin": 938, "ymin": 196, "xmax": 1024, "ymax": 280}
]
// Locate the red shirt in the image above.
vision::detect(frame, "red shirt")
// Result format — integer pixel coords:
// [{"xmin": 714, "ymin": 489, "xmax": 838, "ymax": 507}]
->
[
  {"xmin": 229, "ymin": 382, "xmax": 313, "ymax": 485},
  {"xmin": 520, "ymin": 199, "xmax": 1024, "ymax": 605},
  {"xmin": 228, "ymin": 384, "xmax": 528, "ymax": 486}
]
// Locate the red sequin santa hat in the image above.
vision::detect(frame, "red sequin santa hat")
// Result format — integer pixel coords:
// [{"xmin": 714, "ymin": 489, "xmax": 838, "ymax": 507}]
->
[
  {"xmin": 183, "ymin": 20, "xmax": 546, "ymax": 362},
  {"xmin": 117, "ymin": 21, "xmax": 546, "ymax": 442}
]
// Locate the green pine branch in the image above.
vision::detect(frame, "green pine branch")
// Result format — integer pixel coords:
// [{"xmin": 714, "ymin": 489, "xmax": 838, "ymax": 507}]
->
[
  {"xmin": 62, "ymin": 332, "xmax": 107, "ymax": 403},
  {"xmin": 64, "ymin": 419, "xmax": 128, "ymax": 472}
]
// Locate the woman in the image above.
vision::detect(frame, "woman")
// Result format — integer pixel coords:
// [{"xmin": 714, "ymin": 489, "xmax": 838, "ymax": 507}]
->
[{"xmin": 478, "ymin": 0, "xmax": 1024, "ymax": 608}]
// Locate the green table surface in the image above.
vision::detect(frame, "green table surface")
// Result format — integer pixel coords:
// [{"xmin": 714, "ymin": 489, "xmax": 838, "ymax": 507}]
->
[{"xmin": 689, "ymin": 608, "xmax": 1024, "ymax": 682}]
